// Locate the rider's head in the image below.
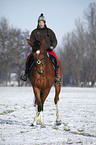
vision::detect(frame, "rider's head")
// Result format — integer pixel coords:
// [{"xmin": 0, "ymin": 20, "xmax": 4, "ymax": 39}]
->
[{"xmin": 38, "ymin": 13, "xmax": 46, "ymax": 29}]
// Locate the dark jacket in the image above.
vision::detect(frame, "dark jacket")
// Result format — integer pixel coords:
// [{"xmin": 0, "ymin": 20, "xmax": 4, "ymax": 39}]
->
[{"xmin": 30, "ymin": 26, "xmax": 57, "ymax": 50}]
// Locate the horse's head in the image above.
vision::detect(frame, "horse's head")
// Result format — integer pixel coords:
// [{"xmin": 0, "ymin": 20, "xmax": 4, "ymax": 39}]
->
[
  {"xmin": 27, "ymin": 38, "xmax": 46, "ymax": 59},
  {"xmin": 27, "ymin": 38, "xmax": 47, "ymax": 74}
]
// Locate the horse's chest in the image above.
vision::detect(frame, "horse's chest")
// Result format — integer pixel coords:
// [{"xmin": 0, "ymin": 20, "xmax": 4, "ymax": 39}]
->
[
  {"xmin": 32, "ymin": 75, "xmax": 52, "ymax": 89},
  {"xmin": 36, "ymin": 76, "xmax": 47, "ymax": 87},
  {"xmin": 30, "ymin": 62, "xmax": 55, "ymax": 89}
]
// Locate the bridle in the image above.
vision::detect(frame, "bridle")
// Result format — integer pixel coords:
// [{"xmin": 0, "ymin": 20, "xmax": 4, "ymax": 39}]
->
[
  {"xmin": 35, "ymin": 47, "xmax": 48, "ymax": 74},
  {"xmin": 27, "ymin": 38, "xmax": 48, "ymax": 74}
]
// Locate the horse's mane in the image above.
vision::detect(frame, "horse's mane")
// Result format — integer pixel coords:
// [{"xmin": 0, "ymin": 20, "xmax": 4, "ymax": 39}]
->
[{"xmin": 27, "ymin": 38, "xmax": 45, "ymax": 52}]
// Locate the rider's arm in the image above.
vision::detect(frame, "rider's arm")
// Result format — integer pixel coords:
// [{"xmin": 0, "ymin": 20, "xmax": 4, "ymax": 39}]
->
[
  {"xmin": 30, "ymin": 30, "xmax": 36, "ymax": 43},
  {"xmin": 50, "ymin": 29, "xmax": 57, "ymax": 48}
]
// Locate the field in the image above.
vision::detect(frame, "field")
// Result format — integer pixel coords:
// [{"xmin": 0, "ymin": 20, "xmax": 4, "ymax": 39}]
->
[{"xmin": 0, "ymin": 87, "xmax": 96, "ymax": 144}]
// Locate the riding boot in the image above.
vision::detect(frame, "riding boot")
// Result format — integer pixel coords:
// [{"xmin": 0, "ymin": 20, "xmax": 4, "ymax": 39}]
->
[
  {"xmin": 55, "ymin": 66, "xmax": 61, "ymax": 84},
  {"xmin": 20, "ymin": 64, "xmax": 29, "ymax": 81}
]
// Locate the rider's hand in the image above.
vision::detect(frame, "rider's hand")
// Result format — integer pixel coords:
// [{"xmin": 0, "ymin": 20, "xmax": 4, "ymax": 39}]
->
[
  {"xmin": 50, "ymin": 46, "xmax": 54, "ymax": 50},
  {"xmin": 47, "ymin": 46, "xmax": 54, "ymax": 52}
]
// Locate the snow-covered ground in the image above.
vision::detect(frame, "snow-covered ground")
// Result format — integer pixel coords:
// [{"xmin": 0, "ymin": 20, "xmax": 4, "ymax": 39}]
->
[{"xmin": 0, "ymin": 87, "xmax": 96, "ymax": 144}]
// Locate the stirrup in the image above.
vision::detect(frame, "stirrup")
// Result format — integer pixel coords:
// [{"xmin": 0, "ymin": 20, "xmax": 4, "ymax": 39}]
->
[{"xmin": 20, "ymin": 74, "xmax": 27, "ymax": 81}]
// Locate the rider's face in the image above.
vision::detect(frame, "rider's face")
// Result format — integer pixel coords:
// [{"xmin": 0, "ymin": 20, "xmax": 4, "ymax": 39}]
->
[{"xmin": 39, "ymin": 21, "xmax": 45, "ymax": 28}]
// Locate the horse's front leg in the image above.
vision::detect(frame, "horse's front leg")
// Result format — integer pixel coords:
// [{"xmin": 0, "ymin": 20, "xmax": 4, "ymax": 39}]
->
[
  {"xmin": 32, "ymin": 111, "xmax": 43, "ymax": 126},
  {"xmin": 32, "ymin": 87, "xmax": 43, "ymax": 126},
  {"xmin": 56, "ymin": 102, "xmax": 61, "ymax": 122},
  {"xmin": 32, "ymin": 111, "xmax": 40, "ymax": 126},
  {"xmin": 54, "ymin": 84, "xmax": 61, "ymax": 125},
  {"xmin": 36, "ymin": 105, "xmax": 44, "ymax": 125},
  {"xmin": 39, "ymin": 110, "xmax": 44, "ymax": 125}
]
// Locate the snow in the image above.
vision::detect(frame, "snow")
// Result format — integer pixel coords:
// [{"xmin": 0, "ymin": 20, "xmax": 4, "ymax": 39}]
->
[{"xmin": 0, "ymin": 87, "xmax": 96, "ymax": 144}]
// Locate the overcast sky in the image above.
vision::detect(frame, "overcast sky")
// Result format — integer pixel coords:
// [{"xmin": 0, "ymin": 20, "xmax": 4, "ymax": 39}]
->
[{"xmin": 0, "ymin": 0, "xmax": 95, "ymax": 45}]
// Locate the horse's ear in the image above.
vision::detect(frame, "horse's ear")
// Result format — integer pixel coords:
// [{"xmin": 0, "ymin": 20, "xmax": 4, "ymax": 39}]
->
[
  {"xmin": 40, "ymin": 38, "xmax": 45, "ymax": 48},
  {"xmin": 27, "ymin": 39, "xmax": 34, "ymax": 47}
]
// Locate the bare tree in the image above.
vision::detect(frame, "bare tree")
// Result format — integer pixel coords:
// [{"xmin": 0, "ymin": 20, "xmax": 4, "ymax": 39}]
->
[
  {"xmin": 0, "ymin": 18, "xmax": 30, "ymax": 86},
  {"xmin": 0, "ymin": 18, "xmax": 9, "ymax": 85},
  {"xmin": 58, "ymin": 2, "xmax": 96, "ymax": 86},
  {"xmin": 84, "ymin": 2, "xmax": 96, "ymax": 86}
]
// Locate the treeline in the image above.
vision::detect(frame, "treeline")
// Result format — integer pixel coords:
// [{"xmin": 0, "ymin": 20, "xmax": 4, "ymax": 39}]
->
[
  {"xmin": 0, "ymin": 18, "xmax": 30, "ymax": 85},
  {"xmin": 58, "ymin": 2, "xmax": 96, "ymax": 86},
  {"xmin": 0, "ymin": 3, "xmax": 96, "ymax": 87}
]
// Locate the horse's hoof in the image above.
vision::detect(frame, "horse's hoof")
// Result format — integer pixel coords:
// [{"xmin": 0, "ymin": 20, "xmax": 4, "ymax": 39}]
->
[
  {"xmin": 56, "ymin": 120, "xmax": 62, "ymax": 126},
  {"xmin": 30, "ymin": 123, "xmax": 34, "ymax": 126}
]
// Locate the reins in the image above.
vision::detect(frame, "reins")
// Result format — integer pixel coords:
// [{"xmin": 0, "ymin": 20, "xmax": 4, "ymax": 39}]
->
[{"xmin": 35, "ymin": 46, "xmax": 48, "ymax": 74}]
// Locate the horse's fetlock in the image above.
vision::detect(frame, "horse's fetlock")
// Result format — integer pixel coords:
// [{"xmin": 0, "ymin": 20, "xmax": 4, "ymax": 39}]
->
[
  {"xmin": 54, "ymin": 98, "xmax": 57, "ymax": 104},
  {"xmin": 38, "ymin": 104, "xmax": 43, "ymax": 112}
]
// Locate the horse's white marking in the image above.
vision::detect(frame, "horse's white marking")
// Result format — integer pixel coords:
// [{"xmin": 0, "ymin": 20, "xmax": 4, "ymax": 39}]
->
[
  {"xmin": 32, "ymin": 111, "xmax": 44, "ymax": 125},
  {"xmin": 36, "ymin": 50, "xmax": 40, "ymax": 55},
  {"xmin": 56, "ymin": 102, "xmax": 60, "ymax": 122},
  {"xmin": 33, "ymin": 106, "xmax": 44, "ymax": 125},
  {"xmin": 33, "ymin": 112, "xmax": 40, "ymax": 125}
]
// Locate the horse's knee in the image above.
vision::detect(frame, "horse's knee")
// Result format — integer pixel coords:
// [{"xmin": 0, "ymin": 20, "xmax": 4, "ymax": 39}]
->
[{"xmin": 38, "ymin": 104, "xmax": 43, "ymax": 112}]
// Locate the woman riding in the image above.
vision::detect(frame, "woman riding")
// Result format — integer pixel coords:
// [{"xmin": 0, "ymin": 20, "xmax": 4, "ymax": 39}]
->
[{"xmin": 20, "ymin": 13, "xmax": 60, "ymax": 83}]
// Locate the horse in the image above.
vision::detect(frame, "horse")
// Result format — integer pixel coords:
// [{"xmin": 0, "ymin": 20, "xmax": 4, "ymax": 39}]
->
[{"xmin": 27, "ymin": 38, "xmax": 62, "ymax": 126}]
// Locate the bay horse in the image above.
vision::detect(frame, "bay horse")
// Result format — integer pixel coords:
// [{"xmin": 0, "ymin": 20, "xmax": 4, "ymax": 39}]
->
[{"xmin": 27, "ymin": 38, "xmax": 62, "ymax": 126}]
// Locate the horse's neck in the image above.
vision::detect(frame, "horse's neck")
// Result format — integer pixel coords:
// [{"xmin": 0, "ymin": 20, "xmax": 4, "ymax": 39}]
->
[{"xmin": 41, "ymin": 48, "xmax": 54, "ymax": 70}]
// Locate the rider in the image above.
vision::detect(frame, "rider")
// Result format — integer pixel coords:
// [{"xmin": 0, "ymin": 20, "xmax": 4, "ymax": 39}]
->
[{"xmin": 20, "ymin": 13, "xmax": 60, "ymax": 83}]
